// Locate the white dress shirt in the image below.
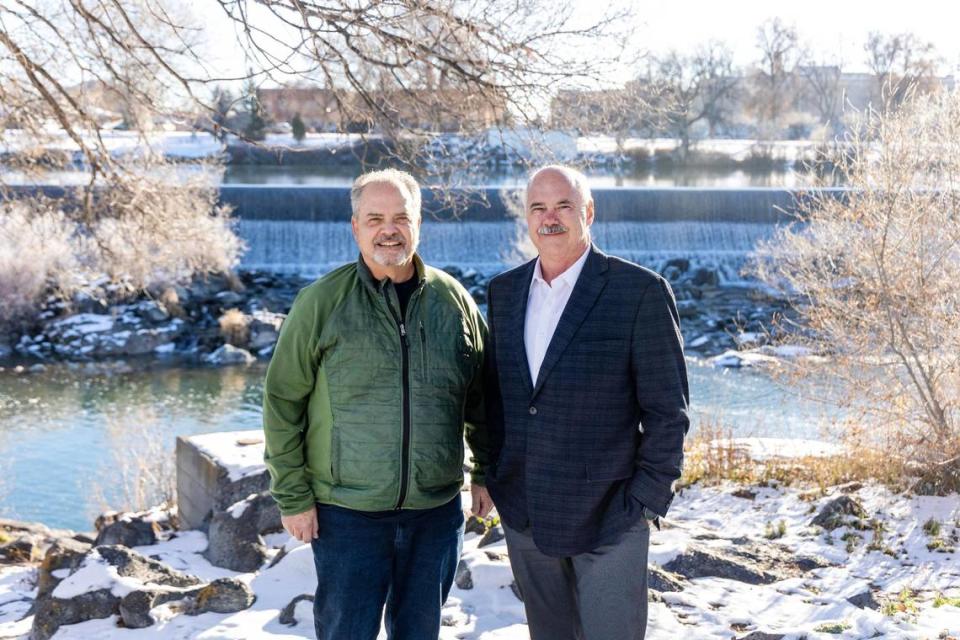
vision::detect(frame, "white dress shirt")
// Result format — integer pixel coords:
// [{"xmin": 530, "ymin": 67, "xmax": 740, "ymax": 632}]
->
[{"xmin": 524, "ymin": 245, "xmax": 591, "ymax": 385}]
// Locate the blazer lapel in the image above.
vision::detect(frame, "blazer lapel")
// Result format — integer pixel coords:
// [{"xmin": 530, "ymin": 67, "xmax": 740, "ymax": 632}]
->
[
  {"xmin": 507, "ymin": 259, "xmax": 536, "ymax": 395},
  {"xmin": 532, "ymin": 246, "xmax": 609, "ymax": 398}
]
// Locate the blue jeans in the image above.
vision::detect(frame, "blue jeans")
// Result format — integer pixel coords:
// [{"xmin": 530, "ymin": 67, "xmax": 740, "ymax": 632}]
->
[{"xmin": 311, "ymin": 494, "xmax": 464, "ymax": 640}]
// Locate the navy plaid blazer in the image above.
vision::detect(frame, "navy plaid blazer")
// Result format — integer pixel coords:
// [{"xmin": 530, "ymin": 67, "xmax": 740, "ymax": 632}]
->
[{"xmin": 484, "ymin": 245, "xmax": 690, "ymax": 557}]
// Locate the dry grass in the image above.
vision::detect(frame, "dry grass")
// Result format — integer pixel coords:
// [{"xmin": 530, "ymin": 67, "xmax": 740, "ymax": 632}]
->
[
  {"xmin": 88, "ymin": 406, "xmax": 176, "ymax": 520},
  {"xmin": 681, "ymin": 418, "xmax": 911, "ymax": 493},
  {"xmin": 218, "ymin": 308, "xmax": 251, "ymax": 347}
]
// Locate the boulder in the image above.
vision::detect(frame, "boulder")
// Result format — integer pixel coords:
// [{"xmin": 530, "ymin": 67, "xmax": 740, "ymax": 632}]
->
[
  {"xmin": 94, "ymin": 518, "xmax": 160, "ymax": 548},
  {"xmin": 248, "ymin": 310, "xmax": 285, "ymax": 351},
  {"xmin": 203, "ymin": 491, "xmax": 281, "ymax": 572},
  {"xmin": 811, "ymin": 496, "xmax": 868, "ymax": 530},
  {"xmin": 663, "ymin": 541, "xmax": 830, "ymax": 585},
  {"xmin": 31, "ymin": 545, "xmax": 253, "ymax": 638},
  {"xmin": 205, "ymin": 344, "xmax": 256, "ymax": 366},
  {"xmin": 477, "ymin": 524, "xmax": 505, "ymax": 548}
]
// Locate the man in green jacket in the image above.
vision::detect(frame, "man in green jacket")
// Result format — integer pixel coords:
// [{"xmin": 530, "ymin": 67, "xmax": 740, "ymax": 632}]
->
[{"xmin": 262, "ymin": 168, "xmax": 492, "ymax": 640}]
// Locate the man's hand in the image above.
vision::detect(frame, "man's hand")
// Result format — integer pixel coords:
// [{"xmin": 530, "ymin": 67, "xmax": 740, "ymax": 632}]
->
[
  {"xmin": 281, "ymin": 508, "xmax": 319, "ymax": 543},
  {"xmin": 471, "ymin": 484, "xmax": 494, "ymax": 519}
]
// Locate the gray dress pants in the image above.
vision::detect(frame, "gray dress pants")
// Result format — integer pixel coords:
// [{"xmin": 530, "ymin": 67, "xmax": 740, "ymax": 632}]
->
[{"xmin": 503, "ymin": 517, "xmax": 650, "ymax": 640}]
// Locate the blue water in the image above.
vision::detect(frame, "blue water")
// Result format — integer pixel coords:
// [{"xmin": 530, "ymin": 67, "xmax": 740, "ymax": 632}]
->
[{"xmin": 0, "ymin": 360, "xmax": 840, "ymax": 532}]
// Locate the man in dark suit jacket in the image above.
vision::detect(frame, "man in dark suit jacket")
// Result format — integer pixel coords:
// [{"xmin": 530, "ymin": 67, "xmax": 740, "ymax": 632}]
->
[{"xmin": 480, "ymin": 165, "xmax": 690, "ymax": 639}]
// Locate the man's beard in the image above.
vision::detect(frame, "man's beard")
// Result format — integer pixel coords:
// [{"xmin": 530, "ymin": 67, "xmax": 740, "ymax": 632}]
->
[{"xmin": 372, "ymin": 233, "xmax": 418, "ymax": 267}]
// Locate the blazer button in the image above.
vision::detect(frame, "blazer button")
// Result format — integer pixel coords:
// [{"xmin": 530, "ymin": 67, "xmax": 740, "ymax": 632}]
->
[{"xmin": 528, "ymin": 406, "xmax": 538, "ymax": 415}]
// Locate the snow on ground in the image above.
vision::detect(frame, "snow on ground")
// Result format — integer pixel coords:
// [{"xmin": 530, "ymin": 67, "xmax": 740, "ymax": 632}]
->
[
  {"xmin": 2, "ymin": 480, "xmax": 958, "ymax": 639},
  {"xmin": 0, "ymin": 130, "xmax": 365, "ymax": 158}
]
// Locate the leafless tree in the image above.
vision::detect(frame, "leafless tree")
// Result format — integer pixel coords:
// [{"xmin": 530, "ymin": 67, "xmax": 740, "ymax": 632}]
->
[
  {"xmin": 750, "ymin": 18, "xmax": 800, "ymax": 137},
  {"xmin": 864, "ymin": 31, "xmax": 942, "ymax": 113},
  {"xmin": 0, "ymin": 0, "xmax": 630, "ymax": 322},
  {"xmin": 797, "ymin": 51, "xmax": 844, "ymax": 135},
  {"xmin": 752, "ymin": 91, "xmax": 960, "ymax": 492},
  {"xmin": 644, "ymin": 41, "xmax": 739, "ymax": 159}
]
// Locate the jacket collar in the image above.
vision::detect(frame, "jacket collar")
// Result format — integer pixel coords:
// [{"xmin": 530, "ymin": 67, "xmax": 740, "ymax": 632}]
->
[{"xmin": 356, "ymin": 253, "xmax": 427, "ymax": 293}]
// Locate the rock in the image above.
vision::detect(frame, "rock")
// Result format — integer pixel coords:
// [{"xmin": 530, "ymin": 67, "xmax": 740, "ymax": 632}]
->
[
  {"xmin": 664, "ymin": 258, "xmax": 690, "ymax": 273},
  {"xmin": 94, "ymin": 518, "xmax": 159, "ymax": 548},
  {"xmin": 28, "ymin": 363, "xmax": 47, "ymax": 373},
  {"xmin": 691, "ymin": 267, "xmax": 720, "ymax": 287},
  {"xmin": 662, "ymin": 266, "xmax": 682, "ymax": 282},
  {"xmin": 31, "ymin": 588, "xmax": 119, "ymax": 640},
  {"xmin": 186, "ymin": 577, "xmax": 256, "ymax": 614},
  {"xmin": 215, "ymin": 291, "xmax": 246, "ymax": 307},
  {"xmin": 205, "ymin": 344, "xmax": 256, "ymax": 366},
  {"xmin": 509, "ymin": 580, "xmax": 523, "ymax": 602},
  {"xmin": 31, "ymin": 544, "xmax": 253, "ymax": 637},
  {"xmin": 464, "ymin": 516, "xmax": 487, "ymax": 536},
  {"xmin": 732, "ymin": 488, "xmax": 757, "ymax": 500},
  {"xmin": 846, "ymin": 588, "xmax": 880, "ymax": 610},
  {"xmin": 676, "ymin": 300, "xmax": 700, "ymax": 318},
  {"xmin": 203, "ymin": 491, "xmax": 280, "ymax": 572},
  {"xmin": 738, "ymin": 633, "xmax": 785, "ymax": 640},
  {"xmin": 248, "ymin": 310, "xmax": 284, "ymax": 351},
  {"xmin": 455, "ymin": 559, "xmax": 473, "ymax": 590},
  {"xmin": 0, "ymin": 534, "xmax": 43, "ymax": 563},
  {"xmin": 135, "ymin": 300, "xmax": 170, "ymax": 324},
  {"xmin": 663, "ymin": 541, "xmax": 830, "ymax": 585},
  {"xmin": 36, "ymin": 539, "xmax": 93, "ymax": 600},
  {"xmin": 477, "ymin": 524, "xmax": 504, "ymax": 548},
  {"xmin": 648, "ymin": 566, "xmax": 685, "ymax": 593},
  {"xmin": 279, "ymin": 593, "xmax": 314, "ymax": 626},
  {"xmin": 811, "ymin": 496, "xmax": 868, "ymax": 530}
]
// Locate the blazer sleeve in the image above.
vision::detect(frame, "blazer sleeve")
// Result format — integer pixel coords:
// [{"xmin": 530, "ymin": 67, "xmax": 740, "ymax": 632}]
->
[{"xmin": 628, "ymin": 277, "xmax": 690, "ymax": 516}]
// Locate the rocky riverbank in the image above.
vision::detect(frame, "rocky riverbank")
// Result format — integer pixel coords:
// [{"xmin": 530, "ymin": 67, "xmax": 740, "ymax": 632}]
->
[
  {"xmin": 1, "ymin": 468, "xmax": 957, "ymax": 639},
  {"xmin": 0, "ymin": 261, "xmax": 797, "ymax": 370}
]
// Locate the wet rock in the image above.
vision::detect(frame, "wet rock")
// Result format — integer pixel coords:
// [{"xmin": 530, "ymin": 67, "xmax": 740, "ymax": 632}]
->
[
  {"xmin": 691, "ymin": 267, "xmax": 720, "ymax": 287},
  {"xmin": 663, "ymin": 258, "xmax": 690, "ymax": 273},
  {"xmin": 248, "ymin": 310, "xmax": 284, "ymax": 351},
  {"xmin": 811, "ymin": 496, "xmax": 868, "ymax": 530},
  {"xmin": 205, "ymin": 343, "xmax": 256, "ymax": 366}
]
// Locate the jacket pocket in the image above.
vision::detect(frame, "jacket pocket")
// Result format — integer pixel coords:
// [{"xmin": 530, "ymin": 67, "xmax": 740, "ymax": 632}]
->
[{"xmin": 584, "ymin": 462, "xmax": 634, "ymax": 482}]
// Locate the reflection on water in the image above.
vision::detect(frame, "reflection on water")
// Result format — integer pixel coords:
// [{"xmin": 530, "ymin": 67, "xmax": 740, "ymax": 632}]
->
[
  {"xmin": 0, "ymin": 163, "xmax": 828, "ymax": 189},
  {"xmin": 0, "ymin": 360, "xmax": 842, "ymax": 531}
]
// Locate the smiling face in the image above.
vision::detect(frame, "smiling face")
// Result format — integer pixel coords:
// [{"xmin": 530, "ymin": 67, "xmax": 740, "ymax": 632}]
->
[
  {"xmin": 351, "ymin": 180, "xmax": 421, "ymax": 279},
  {"xmin": 525, "ymin": 168, "xmax": 594, "ymax": 269}
]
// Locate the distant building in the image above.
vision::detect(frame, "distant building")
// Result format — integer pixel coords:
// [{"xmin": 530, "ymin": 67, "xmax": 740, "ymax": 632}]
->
[{"xmin": 258, "ymin": 85, "xmax": 507, "ymax": 133}]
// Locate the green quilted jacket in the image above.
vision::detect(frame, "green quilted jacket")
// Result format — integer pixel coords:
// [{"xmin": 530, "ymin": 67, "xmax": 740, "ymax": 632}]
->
[{"xmin": 262, "ymin": 255, "xmax": 488, "ymax": 516}]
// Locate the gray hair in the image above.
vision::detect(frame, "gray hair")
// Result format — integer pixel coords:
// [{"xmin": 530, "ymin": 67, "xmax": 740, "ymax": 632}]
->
[
  {"xmin": 525, "ymin": 164, "xmax": 593, "ymax": 211},
  {"xmin": 350, "ymin": 169, "xmax": 422, "ymax": 219}
]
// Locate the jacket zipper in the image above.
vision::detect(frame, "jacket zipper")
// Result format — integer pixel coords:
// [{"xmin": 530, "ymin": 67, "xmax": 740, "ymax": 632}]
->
[
  {"xmin": 419, "ymin": 321, "xmax": 426, "ymax": 381},
  {"xmin": 384, "ymin": 288, "xmax": 411, "ymax": 509}
]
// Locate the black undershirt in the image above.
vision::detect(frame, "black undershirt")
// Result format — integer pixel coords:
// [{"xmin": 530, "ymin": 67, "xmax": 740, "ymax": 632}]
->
[{"xmin": 393, "ymin": 274, "xmax": 418, "ymax": 318}]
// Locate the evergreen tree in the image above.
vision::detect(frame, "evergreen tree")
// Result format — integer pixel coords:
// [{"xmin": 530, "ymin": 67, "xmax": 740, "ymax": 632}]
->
[
  {"xmin": 242, "ymin": 74, "xmax": 267, "ymax": 141},
  {"xmin": 291, "ymin": 112, "xmax": 306, "ymax": 143}
]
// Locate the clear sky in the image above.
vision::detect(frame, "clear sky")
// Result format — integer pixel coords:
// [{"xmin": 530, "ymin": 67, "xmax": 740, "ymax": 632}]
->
[
  {"xmin": 628, "ymin": 0, "xmax": 959, "ymax": 73},
  {"xmin": 194, "ymin": 0, "xmax": 960, "ymax": 88}
]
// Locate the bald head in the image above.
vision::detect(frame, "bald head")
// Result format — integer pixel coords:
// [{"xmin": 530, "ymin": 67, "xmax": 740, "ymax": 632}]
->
[{"xmin": 525, "ymin": 165, "xmax": 593, "ymax": 214}]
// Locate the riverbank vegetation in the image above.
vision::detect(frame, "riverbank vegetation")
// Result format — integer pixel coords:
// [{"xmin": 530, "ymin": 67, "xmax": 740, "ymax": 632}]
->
[{"xmin": 752, "ymin": 90, "xmax": 960, "ymax": 495}]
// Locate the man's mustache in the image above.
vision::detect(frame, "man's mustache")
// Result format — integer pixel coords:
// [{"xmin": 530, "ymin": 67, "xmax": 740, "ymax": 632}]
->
[{"xmin": 537, "ymin": 224, "xmax": 568, "ymax": 236}]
